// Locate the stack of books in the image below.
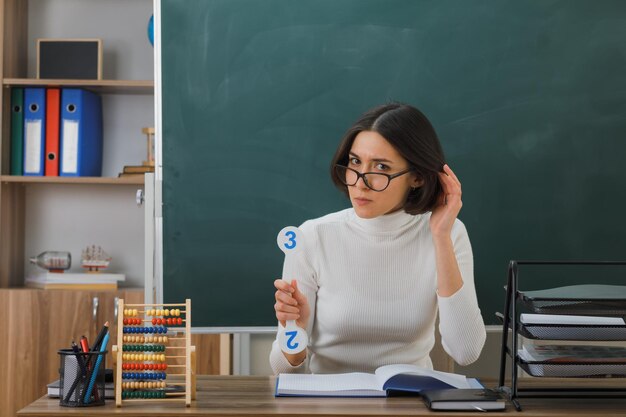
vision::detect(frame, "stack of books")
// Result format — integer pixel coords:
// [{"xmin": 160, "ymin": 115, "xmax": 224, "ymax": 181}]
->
[
  {"xmin": 26, "ymin": 271, "xmax": 125, "ymax": 290},
  {"xmin": 118, "ymin": 165, "xmax": 154, "ymax": 178}
]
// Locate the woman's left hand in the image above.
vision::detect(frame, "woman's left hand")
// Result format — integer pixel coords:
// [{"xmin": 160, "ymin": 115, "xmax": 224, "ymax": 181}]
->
[{"xmin": 429, "ymin": 164, "xmax": 463, "ymax": 239}]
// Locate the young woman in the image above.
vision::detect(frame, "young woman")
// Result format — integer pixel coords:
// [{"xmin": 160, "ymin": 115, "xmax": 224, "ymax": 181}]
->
[{"xmin": 270, "ymin": 103, "xmax": 486, "ymax": 374}]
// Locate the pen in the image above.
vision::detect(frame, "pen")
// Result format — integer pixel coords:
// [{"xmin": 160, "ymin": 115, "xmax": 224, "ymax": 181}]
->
[
  {"xmin": 83, "ymin": 332, "xmax": 109, "ymax": 404},
  {"xmin": 80, "ymin": 335, "xmax": 90, "ymax": 356},
  {"xmin": 63, "ymin": 341, "xmax": 88, "ymax": 403},
  {"xmin": 72, "ymin": 341, "xmax": 87, "ymax": 374},
  {"xmin": 91, "ymin": 321, "xmax": 109, "ymax": 352},
  {"xmin": 89, "ymin": 322, "xmax": 109, "ymax": 402}
]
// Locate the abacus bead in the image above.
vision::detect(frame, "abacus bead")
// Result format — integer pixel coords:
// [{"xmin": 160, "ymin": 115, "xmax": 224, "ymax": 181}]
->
[
  {"xmin": 164, "ymin": 309, "xmax": 169, "ymax": 316},
  {"xmin": 132, "ymin": 309, "xmax": 138, "ymax": 316}
]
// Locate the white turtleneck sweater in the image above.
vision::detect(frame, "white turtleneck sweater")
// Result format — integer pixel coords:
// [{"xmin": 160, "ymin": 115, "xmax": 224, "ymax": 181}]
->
[{"xmin": 269, "ymin": 208, "xmax": 486, "ymax": 374}]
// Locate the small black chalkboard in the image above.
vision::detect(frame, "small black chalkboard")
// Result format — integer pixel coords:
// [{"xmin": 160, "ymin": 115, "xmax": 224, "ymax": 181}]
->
[{"xmin": 37, "ymin": 39, "xmax": 102, "ymax": 80}]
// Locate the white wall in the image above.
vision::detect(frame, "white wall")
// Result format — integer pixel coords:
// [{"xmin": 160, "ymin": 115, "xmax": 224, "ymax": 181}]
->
[
  {"xmin": 24, "ymin": 0, "xmax": 154, "ymax": 286},
  {"xmin": 24, "ymin": 184, "xmax": 145, "ymax": 284}
]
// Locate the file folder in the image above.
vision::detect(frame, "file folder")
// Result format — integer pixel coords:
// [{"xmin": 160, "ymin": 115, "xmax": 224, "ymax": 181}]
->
[
  {"xmin": 10, "ymin": 88, "xmax": 24, "ymax": 175},
  {"xmin": 23, "ymin": 88, "xmax": 46, "ymax": 176},
  {"xmin": 45, "ymin": 88, "xmax": 61, "ymax": 176},
  {"xmin": 60, "ymin": 88, "xmax": 103, "ymax": 177}
]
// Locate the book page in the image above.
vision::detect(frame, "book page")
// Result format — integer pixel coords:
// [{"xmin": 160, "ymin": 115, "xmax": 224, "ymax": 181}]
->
[
  {"xmin": 277, "ymin": 372, "xmax": 380, "ymax": 393},
  {"xmin": 374, "ymin": 364, "xmax": 471, "ymax": 389}
]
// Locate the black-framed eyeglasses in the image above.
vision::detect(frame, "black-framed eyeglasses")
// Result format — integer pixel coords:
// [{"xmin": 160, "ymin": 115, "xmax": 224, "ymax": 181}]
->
[{"xmin": 334, "ymin": 164, "xmax": 412, "ymax": 192}]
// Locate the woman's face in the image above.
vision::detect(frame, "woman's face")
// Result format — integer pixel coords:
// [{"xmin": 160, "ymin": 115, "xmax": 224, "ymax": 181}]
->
[{"xmin": 347, "ymin": 130, "xmax": 421, "ymax": 219}]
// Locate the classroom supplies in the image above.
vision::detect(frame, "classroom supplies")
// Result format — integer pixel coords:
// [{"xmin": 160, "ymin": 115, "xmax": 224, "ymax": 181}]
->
[
  {"xmin": 59, "ymin": 347, "xmax": 106, "ymax": 407},
  {"xmin": 49, "ymin": 380, "xmax": 114, "ymax": 398},
  {"xmin": 45, "ymin": 87, "xmax": 60, "ymax": 176},
  {"xmin": 519, "ymin": 313, "xmax": 626, "ymax": 340},
  {"xmin": 161, "ymin": 0, "xmax": 626, "ymax": 331},
  {"xmin": 498, "ymin": 260, "xmax": 626, "ymax": 411},
  {"xmin": 276, "ymin": 226, "xmax": 308, "ymax": 355},
  {"xmin": 113, "ymin": 299, "xmax": 195, "ymax": 407},
  {"xmin": 420, "ymin": 388, "xmax": 505, "ymax": 411},
  {"xmin": 23, "ymin": 87, "xmax": 46, "ymax": 176},
  {"xmin": 84, "ymin": 332, "xmax": 109, "ymax": 404},
  {"xmin": 275, "ymin": 364, "xmax": 482, "ymax": 397},
  {"xmin": 37, "ymin": 39, "xmax": 102, "ymax": 80},
  {"xmin": 517, "ymin": 344, "xmax": 626, "ymax": 377},
  {"xmin": 59, "ymin": 88, "xmax": 103, "ymax": 177},
  {"xmin": 10, "ymin": 87, "xmax": 24, "ymax": 175},
  {"xmin": 92, "ymin": 322, "xmax": 110, "ymax": 353}
]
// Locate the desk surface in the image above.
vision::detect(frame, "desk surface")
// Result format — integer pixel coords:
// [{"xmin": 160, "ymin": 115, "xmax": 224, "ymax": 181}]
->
[{"xmin": 17, "ymin": 376, "xmax": 626, "ymax": 417}]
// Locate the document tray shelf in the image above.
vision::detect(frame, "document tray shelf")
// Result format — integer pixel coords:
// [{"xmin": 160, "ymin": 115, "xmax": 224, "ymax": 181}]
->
[
  {"xmin": 497, "ymin": 260, "xmax": 626, "ymax": 411},
  {"xmin": 518, "ymin": 322, "xmax": 626, "ymax": 341}
]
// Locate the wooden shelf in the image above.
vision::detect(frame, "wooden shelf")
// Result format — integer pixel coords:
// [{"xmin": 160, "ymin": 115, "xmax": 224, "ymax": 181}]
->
[
  {"xmin": 2, "ymin": 78, "xmax": 154, "ymax": 94},
  {"xmin": 0, "ymin": 175, "xmax": 145, "ymax": 185}
]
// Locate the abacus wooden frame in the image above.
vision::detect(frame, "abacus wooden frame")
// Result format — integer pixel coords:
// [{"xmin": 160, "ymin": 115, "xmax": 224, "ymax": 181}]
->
[{"xmin": 113, "ymin": 298, "xmax": 195, "ymax": 407}]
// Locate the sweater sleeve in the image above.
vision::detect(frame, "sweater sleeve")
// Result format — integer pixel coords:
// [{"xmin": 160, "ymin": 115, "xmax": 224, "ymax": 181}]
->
[
  {"xmin": 269, "ymin": 222, "xmax": 318, "ymax": 374},
  {"xmin": 437, "ymin": 220, "xmax": 486, "ymax": 366}
]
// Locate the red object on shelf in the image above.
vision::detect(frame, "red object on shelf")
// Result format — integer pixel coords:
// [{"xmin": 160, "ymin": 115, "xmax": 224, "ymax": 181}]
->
[{"xmin": 44, "ymin": 88, "xmax": 60, "ymax": 176}]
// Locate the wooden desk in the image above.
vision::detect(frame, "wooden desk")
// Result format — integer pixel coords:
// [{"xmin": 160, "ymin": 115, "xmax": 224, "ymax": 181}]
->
[{"xmin": 17, "ymin": 376, "xmax": 626, "ymax": 417}]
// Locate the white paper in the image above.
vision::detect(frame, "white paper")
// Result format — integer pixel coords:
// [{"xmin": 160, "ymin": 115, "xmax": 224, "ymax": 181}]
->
[
  {"xmin": 521, "ymin": 313, "xmax": 625, "ymax": 326},
  {"xmin": 276, "ymin": 372, "xmax": 381, "ymax": 395},
  {"xmin": 24, "ymin": 120, "xmax": 42, "ymax": 174},
  {"xmin": 62, "ymin": 120, "xmax": 79, "ymax": 174}
]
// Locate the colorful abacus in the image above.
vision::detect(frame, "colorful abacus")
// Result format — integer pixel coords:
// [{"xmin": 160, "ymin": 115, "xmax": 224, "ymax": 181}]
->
[{"xmin": 112, "ymin": 299, "xmax": 194, "ymax": 407}]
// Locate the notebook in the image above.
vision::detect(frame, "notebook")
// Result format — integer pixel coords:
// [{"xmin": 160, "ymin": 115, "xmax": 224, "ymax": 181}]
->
[
  {"xmin": 421, "ymin": 388, "xmax": 505, "ymax": 411},
  {"xmin": 47, "ymin": 380, "xmax": 115, "ymax": 398},
  {"xmin": 275, "ymin": 364, "xmax": 483, "ymax": 397}
]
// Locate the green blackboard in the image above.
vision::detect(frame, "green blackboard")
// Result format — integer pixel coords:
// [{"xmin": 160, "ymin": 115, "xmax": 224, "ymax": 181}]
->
[{"xmin": 161, "ymin": 0, "xmax": 626, "ymax": 328}]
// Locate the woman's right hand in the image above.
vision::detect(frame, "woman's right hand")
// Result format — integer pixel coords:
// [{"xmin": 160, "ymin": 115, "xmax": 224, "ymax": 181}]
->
[{"xmin": 274, "ymin": 279, "xmax": 310, "ymax": 330}]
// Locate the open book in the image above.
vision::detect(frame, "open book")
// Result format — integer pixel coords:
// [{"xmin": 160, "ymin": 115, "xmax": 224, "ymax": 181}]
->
[{"xmin": 275, "ymin": 364, "xmax": 483, "ymax": 397}]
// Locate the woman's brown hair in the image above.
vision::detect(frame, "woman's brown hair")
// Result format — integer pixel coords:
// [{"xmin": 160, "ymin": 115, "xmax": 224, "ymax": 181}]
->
[{"xmin": 330, "ymin": 103, "xmax": 445, "ymax": 215}]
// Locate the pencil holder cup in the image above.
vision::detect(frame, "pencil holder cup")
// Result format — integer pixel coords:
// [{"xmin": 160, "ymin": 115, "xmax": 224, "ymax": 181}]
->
[{"xmin": 58, "ymin": 348, "xmax": 107, "ymax": 407}]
